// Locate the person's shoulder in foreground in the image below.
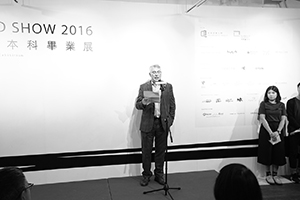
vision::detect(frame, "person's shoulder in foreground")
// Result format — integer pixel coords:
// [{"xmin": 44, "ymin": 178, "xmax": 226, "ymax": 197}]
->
[
  {"xmin": 0, "ymin": 167, "xmax": 33, "ymax": 200},
  {"xmin": 214, "ymin": 163, "xmax": 262, "ymax": 200}
]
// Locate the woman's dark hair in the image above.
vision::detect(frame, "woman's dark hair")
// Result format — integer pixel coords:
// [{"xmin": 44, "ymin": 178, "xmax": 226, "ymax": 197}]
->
[
  {"xmin": 0, "ymin": 167, "xmax": 26, "ymax": 200},
  {"xmin": 263, "ymin": 85, "xmax": 281, "ymax": 103},
  {"xmin": 214, "ymin": 163, "xmax": 262, "ymax": 200}
]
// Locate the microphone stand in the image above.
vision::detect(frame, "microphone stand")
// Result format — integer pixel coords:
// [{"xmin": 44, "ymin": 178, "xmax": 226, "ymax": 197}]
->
[{"xmin": 143, "ymin": 84, "xmax": 181, "ymax": 200}]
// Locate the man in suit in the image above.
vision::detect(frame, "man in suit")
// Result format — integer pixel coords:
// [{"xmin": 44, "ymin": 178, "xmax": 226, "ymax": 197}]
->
[
  {"xmin": 287, "ymin": 82, "xmax": 300, "ymax": 183},
  {"xmin": 135, "ymin": 64, "xmax": 176, "ymax": 186}
]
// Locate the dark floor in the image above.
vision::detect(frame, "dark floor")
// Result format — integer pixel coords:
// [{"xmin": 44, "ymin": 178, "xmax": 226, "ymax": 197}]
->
[
  {"xmin": 261, "ymin": 178, "xmax": 300, "ymax": 200},
  {"xmin": 31, "ymin": 170, "xmax": 300, "ymax": 200}
]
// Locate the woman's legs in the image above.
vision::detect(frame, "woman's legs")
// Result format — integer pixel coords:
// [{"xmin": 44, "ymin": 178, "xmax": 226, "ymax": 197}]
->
[
  {"xmin": 272, "ymin": 165, "xmax": 279, "ymax": 174},
  {"xmin": 265, "ymin": 165, "xmax": 275, "ymax": 185},
  {"xmin": 272, "ymin": 165, "xmax": 282, "ymax": 185}
]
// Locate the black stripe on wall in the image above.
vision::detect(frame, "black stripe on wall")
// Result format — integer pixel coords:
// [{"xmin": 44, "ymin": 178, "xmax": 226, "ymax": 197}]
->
[{"xmin": 0, "ymin": 139, "xmax": 258, "ymax": 172}]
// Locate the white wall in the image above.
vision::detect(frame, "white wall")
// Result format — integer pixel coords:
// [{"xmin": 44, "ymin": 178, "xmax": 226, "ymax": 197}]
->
[{"xmin": 0, "ymin": 0, "xmax": 300, "ymax": 184}]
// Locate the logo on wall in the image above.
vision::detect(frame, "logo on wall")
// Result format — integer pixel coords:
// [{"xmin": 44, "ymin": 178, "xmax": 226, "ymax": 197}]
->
[
  {"xmin": 233, "ymin": 30, "xmax": 251, "ymax": 41},
  {"xmin": 202, "ymin": 99, "xmax": 212, "ymax": 103},
  {"xmin": 200, "ymin": 29, "xmax": 226, "ymax": 38},
  {"xmin": 233, "ymin": 30, "xmax": 240, "ymax": 36},
  {"xmin": 237, "ymin": 97, "xmax": 243, "ymax": 102}
]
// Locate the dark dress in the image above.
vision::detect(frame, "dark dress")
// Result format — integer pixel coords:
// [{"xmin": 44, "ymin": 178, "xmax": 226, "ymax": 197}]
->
[
  {"xmin": 287, "ymin": 97, "xmax": 300, "ymax": 168},
  {"xmin": 257, "ymin": 101, "xmax": 287, "ymax": 166}
]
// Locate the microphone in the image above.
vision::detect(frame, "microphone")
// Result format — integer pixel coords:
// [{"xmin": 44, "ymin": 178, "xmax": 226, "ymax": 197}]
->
[{"xmin": 156, "ymin": 80, "xmax": 167, "ymax": 91}]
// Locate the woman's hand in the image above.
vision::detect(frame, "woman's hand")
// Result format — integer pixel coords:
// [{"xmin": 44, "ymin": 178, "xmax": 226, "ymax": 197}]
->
[{"xmin": 270, "ymin": 132, "xmax": 279, "ymax": 142}]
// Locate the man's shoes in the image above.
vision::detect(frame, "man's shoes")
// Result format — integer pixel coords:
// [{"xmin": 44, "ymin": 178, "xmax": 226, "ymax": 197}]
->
[
  {"xmin": 273, "ymin": 176, "xmax": 282, "ymax": 185},
  {"xmin": 291, "ymin": 173, "xmax": 300, "ymax": 184},
  {"xmin": 154, "ymin": 176, "xmax": 165, "ymax": 185},
  {"xmin": 266, "ymin": 175, "xmax": 275, "ymax": 185},
  {"xmin": 140, "ymin": 176, "xmax": 150, "ymax": 186}
]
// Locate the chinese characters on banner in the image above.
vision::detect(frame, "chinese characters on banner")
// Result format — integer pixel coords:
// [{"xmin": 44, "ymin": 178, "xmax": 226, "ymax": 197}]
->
[
  {"xmin": 6, "ymin": 39, "xmax": 93, "ymax": 51},
  {"xmin": 7, "ymin": 40, "xmax": 93, "ymax": 52}
]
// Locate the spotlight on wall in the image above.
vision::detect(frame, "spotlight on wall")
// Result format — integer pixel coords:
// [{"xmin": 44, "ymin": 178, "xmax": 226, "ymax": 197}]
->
[
  {"xmin": 14, "ymin": 0, "xmax": 18, "ymax": 3},
  {"xmin": 186, "ymin": 0, "xmax": 207, "ymax": 13}
]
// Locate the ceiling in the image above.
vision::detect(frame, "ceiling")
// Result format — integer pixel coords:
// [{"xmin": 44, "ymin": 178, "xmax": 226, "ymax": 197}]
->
[
  {"xmin": 103, "ymin": 0, "xmax": 300, "ymax": 9},
  {"xmin": 1, "ymin": 0, "xmax": 299, "ymax": 9}
]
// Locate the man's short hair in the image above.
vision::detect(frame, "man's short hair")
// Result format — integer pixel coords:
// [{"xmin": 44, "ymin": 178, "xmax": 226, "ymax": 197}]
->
[{"xmin": 149, "ymin": 64, "xmax": 161, "ymax": 72}]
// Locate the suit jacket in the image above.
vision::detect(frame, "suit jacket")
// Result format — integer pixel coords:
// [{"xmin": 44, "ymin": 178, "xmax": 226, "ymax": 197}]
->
[
  {"xmin": 135, "ymin": 80, "xmax": 176, "ymax": 132},
  {"xmin": 287, "ymin": 97, "xmax": 300, "ymax": 133}
]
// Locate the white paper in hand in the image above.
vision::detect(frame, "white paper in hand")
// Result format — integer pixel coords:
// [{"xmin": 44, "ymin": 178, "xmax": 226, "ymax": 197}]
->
[
  {"xmin": 269, "ymin": 134, "xmax": 281, "ymax": 145},
  {"xmin": 143, "ymin": 91, "xmax": 160, "ymax": 103}
]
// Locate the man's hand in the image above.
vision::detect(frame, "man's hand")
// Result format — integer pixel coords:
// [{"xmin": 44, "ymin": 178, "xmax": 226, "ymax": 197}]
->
[{"xmin": 142, "ymin": 98, "xmax": 152, "ymax": 105}]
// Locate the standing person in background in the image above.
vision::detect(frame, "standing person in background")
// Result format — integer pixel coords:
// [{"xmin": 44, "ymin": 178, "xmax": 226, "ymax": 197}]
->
[
  {"xmin": 135, "ymin": 64, "xmax": 176, "ymax": 186},
  {"xmin": 287, "ymin": 82, "xmax": 300, "ymax": 183},
  {"xmin": 0, "ymin": 167, "xmax": 34, "ymax": 200},
  {"xmin": 257, "ymin": 85, "xmax": 287, "ymax": 185},
  {"xmin": 214, "ymin": 163, "xmax": 263, "ymax": 200}
]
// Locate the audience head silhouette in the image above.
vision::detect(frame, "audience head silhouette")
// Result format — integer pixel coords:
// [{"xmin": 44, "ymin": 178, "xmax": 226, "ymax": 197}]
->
[
  {"xmin": 0, "ymin": 167, "xmax": 33, "ymax": 200},
  {"xmin": 214, "ymin": 163, "xmax": 262, "ymax": 200}
]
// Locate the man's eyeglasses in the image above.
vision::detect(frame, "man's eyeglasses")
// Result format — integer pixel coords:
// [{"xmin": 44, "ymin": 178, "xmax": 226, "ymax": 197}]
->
[
  {"xmin": 24, "ymin": 183, "xmax": 34, "ymax": 191},
  {"xmin": 15, "ymin": 183, "xmax": 34, "ymax": 200},
  {"xmin": 151, "ymin": 71, "xmax": 161, "ymax": 75}
]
